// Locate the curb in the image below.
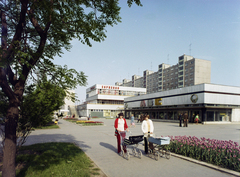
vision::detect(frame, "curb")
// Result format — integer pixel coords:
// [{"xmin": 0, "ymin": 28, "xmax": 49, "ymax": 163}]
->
[{"xmin": 171, "ymin": 153, "xmax": 240, "ymax": 176}]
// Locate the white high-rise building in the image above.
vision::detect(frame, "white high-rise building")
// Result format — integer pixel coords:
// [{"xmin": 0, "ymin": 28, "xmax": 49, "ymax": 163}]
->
[{"xmin": 116, "ymin": 54, "xmax": 211, "ymax": 94}]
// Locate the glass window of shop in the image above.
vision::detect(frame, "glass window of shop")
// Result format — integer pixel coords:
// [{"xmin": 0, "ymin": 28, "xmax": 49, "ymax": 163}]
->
[
  {"xmin": 158, "ymin": 112, "xmax": 164, "ymax": 119},
  {"xmin": 206, "ymin": 110, "xmax": 231, "ymax": 122},
  {"xmin": 167, "ymin": 111, "xmax": 174, "ymax": 120}
]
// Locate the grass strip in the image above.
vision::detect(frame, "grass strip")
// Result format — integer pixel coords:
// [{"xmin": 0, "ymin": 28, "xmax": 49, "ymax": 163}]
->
[{"xmin": 15, "ymin": 142, "xmax": 101, "ymax": 177}]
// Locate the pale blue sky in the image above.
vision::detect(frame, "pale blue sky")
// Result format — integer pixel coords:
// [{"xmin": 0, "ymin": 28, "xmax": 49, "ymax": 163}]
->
[{"xmin": 54, "ymin": 0, "xmax": 240, "ymax": 103}]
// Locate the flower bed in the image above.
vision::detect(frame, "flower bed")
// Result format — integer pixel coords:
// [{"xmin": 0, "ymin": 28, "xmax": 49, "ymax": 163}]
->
[
  {"xmin": 63, "ymin": 118, "xmax": 79, "ymax": 122},
  {"xmin": 76, "ymin": 120, "xmax": 103, "ymax": 126},
  {"xmin": 165, "ymin": 136, "xmax": 240, "ymax": 172}
]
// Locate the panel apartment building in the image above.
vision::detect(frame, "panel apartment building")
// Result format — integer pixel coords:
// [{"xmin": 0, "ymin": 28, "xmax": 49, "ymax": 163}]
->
[{"xmin": 115, "ymin": 54, "xmax": 211, "ymax": 93}]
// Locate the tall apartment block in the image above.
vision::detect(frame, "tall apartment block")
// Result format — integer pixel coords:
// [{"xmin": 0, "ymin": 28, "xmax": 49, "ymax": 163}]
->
[{"xmin": 115, "ymin": 54, "xmax": 211, "ymax": 94}]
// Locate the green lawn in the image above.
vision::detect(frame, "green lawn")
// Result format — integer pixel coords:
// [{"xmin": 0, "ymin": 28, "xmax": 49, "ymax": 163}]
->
[{"xmin": 15, "ymin": 142, "xmax": 101, "ymax": 177}]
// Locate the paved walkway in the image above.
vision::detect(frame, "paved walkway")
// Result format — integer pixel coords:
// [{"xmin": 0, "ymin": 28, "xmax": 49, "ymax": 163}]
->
[{"xmin": 24, "ymin": 119, "xmax": 240, "ymax": 177}]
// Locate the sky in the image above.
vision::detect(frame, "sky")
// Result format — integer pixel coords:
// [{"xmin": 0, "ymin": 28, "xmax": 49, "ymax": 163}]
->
[{"xmin": 54, "ymin": 0, "xmax": 240, "ymax": 104}]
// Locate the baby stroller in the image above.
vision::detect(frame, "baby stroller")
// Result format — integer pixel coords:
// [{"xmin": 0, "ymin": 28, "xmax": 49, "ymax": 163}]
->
[
  {"xmin": 147, "ymin": 136, "xmax": 171, "ymax": 161},
  {"xmin": 119, "ymin": 131, "xmax": 144, "ymax": 160}
]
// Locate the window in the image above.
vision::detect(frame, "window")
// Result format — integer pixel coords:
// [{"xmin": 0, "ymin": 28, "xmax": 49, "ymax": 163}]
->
[{"xmin": 207, "ymin": 111, "xmax": 214, "ymax": 121}]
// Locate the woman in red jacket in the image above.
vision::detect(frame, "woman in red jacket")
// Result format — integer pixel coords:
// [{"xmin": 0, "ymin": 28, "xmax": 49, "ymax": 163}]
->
[{"xmin": 114, "ymin": 112, "xmax": 129, "ymax": 154}]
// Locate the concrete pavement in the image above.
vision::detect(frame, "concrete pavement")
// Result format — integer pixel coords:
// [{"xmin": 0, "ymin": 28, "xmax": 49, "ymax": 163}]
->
[{"xmin": 24, "ymin": 118, "xmax": 240, "ymax": 177}]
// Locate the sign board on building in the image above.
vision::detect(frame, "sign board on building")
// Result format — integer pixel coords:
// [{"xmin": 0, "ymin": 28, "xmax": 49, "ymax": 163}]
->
[{"xmin": 102, "ymin": 86, "xmax": 119, "ymax": 90}]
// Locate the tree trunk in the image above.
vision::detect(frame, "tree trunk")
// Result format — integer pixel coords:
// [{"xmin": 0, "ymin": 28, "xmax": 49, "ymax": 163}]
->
[{"xmin": 2, "ymin": 101, "xmax": 19, "ymax": 177}]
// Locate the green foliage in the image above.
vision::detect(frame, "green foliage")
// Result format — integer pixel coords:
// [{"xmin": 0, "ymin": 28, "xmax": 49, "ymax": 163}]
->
[
  {"xmin": 0, "ymin": 0, "xmax": 141, "ymax": 174},
  {"xmin": 19, "ymin": 81, "xmax": 66, "ymax": 129}
]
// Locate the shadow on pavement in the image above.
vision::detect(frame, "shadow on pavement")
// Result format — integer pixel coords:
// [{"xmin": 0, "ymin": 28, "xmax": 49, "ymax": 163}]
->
[
  {"xmin": 99, "ymin": 142, "xmax": 117, "ymax": 152},
  {"xmin": 24, "ymin": 134, "xmax": 91, "ymax": 151}
]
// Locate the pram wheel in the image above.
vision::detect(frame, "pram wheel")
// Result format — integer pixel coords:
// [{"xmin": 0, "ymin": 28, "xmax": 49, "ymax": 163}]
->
[
  {"xmin": 138, "ymin": 150, "xmax": 142, "ymax": 159},
  {"xmin": 158, "ymin": 148, "xmax": 163, "ymax": 157},
  {"xmin": 165, "ymin": 150, "xmax": 171, "ymax": 159},
  {"xmin": 124, "ymin": 152, "xmax": 130, "ymax": 160},
  {"xmin": 132, "ymin": 149, "xmax": 137, "ymax": 156},
  {"xmin": 119, "ymin": 150, "xmax": 123, "ymax": 157},
  {"xmin": 154, "ymin": 152, "xmax": 159, "ymax": 161}
]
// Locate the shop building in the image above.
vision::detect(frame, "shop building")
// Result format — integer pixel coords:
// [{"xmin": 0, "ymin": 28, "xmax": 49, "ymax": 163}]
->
[
  {"xmin": 77, "ymin": 84, "xmax": 146, "ymax": 118},
  {"xmin": 124, "ymin": 83, "xmax": 240, "ymax": 124}
]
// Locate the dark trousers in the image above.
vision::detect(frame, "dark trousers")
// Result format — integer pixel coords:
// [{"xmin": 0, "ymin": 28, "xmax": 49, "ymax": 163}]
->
[
  {"xmin": 144, "ymin": 137, "xmax": 148, "ymax": 154},
  {"xmin": 116, "ymin": 132, "xmax": 126, "ymax": 153},
  {"xmin": 179, "ymin": 119, "xmax": 182, "ymax": 127},
  {"xmin": 144, "ymin": 133, "xmax": 153, "ymax": 154},
  {"xmin": 184, "ymin": 119, "xmax": 188, "ymax": 127}
]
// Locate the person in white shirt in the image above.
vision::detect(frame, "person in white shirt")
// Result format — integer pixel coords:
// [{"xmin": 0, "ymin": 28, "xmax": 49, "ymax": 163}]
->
[{"xmin": 141, "ymin": 115, "xmax": 154, "ymax": 154}]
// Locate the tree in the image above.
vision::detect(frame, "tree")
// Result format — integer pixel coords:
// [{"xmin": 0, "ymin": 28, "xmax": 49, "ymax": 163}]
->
[
  {"xmin": 17, "ymin": 79, "xmax": 66, "ymax": 146},
  {"xmin": 0, "ymin": 0, "xmax": 142, "ymax": 176}
]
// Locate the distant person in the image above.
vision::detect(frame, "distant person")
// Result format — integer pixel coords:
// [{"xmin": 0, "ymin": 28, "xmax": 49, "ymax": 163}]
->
[
  {"xmin": 195, "ymin": 114, "xmax": 199, "ymax": 125},
  {"xmin": 179, "ymin": 113, "xmax": 183, "ymax": 127},
  {"xmin": 130, "ymin": 114, "xmax": 135, "ymax": 128},
  {"xmin": 114, "ymin": 113, "xmax": 129, "ymax": 155},
  {"xmin": 54, "ymin": 113, "xmax": 58, "ymax": 124},
  {"xmin": 140, "ymin": 114, "xmax": 144, "ymax": 122},
  {"xmin": 141, "ymin": 115, "xmax": 154, "ymax": 154},
  {"xmin": 183, "ymin": 112, "xmax": 188, "ymax": 127},
  {"xmin": 137, "ymin": 114, "xmax": 141, "ymax": 123}
]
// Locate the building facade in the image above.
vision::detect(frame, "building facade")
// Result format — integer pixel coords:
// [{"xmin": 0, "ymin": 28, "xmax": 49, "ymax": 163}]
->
[
  {"xmin": 77, "ymin": 84, "xmax": 146, "ymax": 118},
  {"xmin": 116, "ymin": 54, "xmax": 211, "ymax": 94},
  {"xmin": 124, "ymin": 84, "xmax": 240, "ymax": 123},
  {"xmin": 58, "ymin": 90, "xmax": 75, "ymax": 117}
]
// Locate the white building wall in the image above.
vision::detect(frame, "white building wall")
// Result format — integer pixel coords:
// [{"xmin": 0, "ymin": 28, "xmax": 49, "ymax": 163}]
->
[
  {"xmin": 204, "ymin": 93, "xmax": 240, "ymax": 105},
  {"xmin": 125, "ymin": 83, "xmax": 240, "ymax": 123},
  {"xmin": 232, "ymin": 109, "xmax": 240, "ymax": 122},
  {"xmin": 78, "ymin": 84, "xmax": 146, "ymax": 118},
  {"xmin": 87, "ymin": 104, "xmax": 124, "ymax": 110}
]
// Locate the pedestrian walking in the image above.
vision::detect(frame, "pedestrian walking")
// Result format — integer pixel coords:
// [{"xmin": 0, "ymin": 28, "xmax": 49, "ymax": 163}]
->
[
  {"xmin": 130, "ymin": 114, "xmax": 136, "ymax": 128},
  {"xmin": 195, "ymin": 114, "xmax": 199, "ymax": 125},
  {"xmin": 137, "ymin": 114, "xmax": 141, "ymax": 123},
  {"xmin": 183, "ymin": 112, "xmax": 188, "ymax": 127},
  {"xmin": 179, "ymin": 113, "xmax": 183, "ymax": 127}
]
